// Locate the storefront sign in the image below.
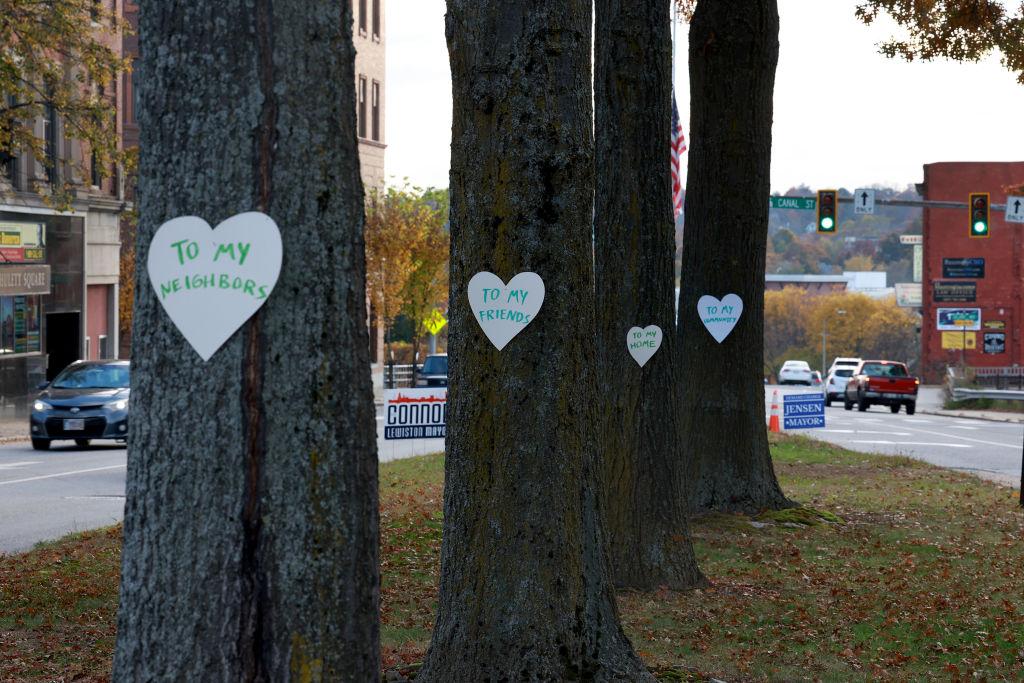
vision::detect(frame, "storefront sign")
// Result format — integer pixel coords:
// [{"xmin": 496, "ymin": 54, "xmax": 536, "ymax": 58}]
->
[
  {"xmin": 942, "ymin": 257, "xmax": 984, "ymax": 279},
  {"xmin": 895, "ymin": 283, "xmax": 922, "ymax": 308},
  {"xmin": 0, "ymin": 221, "xmax": 46, "ymax": 263},
  {"xmin": 0, "ymin": 264, "xmax": 51, "ymax": 295},
  {"xmin": 983, "ymin": 320, "xmax": 1005, "ymax": 330},
  {"xmin": 983, "ymin": 333, "xmax": 1006, "ymax": 354},
  {"xmin": 384, "ymin": 388, "xmax": 447, "ymax": 440},
  {"xmin": 937, "ymin": 308, "xmax": 980, "ymax": 331},
  {"xmin": 932, "ymin": 281, "xmax": 976, "ymax": 302},
  {"xmin": 913, "ymin": 245, "xmax": 922, "ymax": 283}
]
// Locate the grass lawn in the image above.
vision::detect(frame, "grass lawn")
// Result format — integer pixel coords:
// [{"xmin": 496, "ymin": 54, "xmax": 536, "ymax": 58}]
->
[{"xmin": 2, "ymin": 434, "xmax": 1023, "ymax": 681}]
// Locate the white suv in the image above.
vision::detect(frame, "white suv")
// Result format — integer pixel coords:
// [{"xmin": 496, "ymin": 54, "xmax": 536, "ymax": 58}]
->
[{"xmin": 828, "ymin": 357, "xmax": 861, "ymax": 375}]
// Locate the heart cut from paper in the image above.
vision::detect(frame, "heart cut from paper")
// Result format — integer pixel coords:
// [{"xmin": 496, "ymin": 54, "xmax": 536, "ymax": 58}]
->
[
  {"xmin": 147, "ymin": 212, "xmax": 282, "ymax": 361},
  {"xmin": 626, "ymin": 325, "xmax": 663, "ymax": 367},
  {"xmin": 697, "ymin": 294, "xmax": 743, "ymax": 343},
  {"xmin": 467, "ymin": 271, "xmax": 545, "ymax": 350}
]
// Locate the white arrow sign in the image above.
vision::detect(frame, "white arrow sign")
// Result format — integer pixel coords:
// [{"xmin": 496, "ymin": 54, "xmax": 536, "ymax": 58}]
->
[
  {"xmin": 854, "ymin": 188, "xmax": 875, "ymax": 215},
  {"xmin": 1006, "ymin": 195, "xmax": 1024, "ymax": 224}
]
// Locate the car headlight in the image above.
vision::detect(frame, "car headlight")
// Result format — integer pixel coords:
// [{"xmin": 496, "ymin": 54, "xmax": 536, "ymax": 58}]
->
[
  {"xmin": 109, "ymin": 399, "xmax": 128, "ymax": 411},
  {"xmin": 32, "ymin": 400, "xmax": 51, "ymax": 412}
]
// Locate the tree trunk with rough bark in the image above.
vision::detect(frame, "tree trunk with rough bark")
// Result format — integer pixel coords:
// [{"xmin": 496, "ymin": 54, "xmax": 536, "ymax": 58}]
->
[
  {"xmin": 418, "ymin": 1, "xmax": 653, "ymax": 680},
  {"xmin": 677, "ymin": 0, "xmax": 792, "ymax": 514},
  {"xmin": 594, "ymin": 0, "xmax": 705, "ymax": 590},
  {"xmin": 113, "ymin": 2, "xmax": 379, "ymax": 679}
]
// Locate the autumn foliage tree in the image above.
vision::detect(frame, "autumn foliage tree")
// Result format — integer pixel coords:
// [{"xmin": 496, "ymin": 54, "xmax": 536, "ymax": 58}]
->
[
  {"xmin": 0, "ymin": 0, "xmax": 129, "ymax": 205},
  {"xmin": 364, "ymin": 185, "xmax": 449, "ymax": 361}
]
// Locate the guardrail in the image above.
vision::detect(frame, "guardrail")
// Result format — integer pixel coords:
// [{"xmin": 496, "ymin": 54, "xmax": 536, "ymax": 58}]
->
[{"xmin": 950, "ymin": 387, "xmax": 1024, "ymax": 402}]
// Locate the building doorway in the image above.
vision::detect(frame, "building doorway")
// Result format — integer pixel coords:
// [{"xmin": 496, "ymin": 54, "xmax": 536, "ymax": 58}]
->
[{"xmin": 45, "ymin": 311, "xmax": 80, "ymax": 380}]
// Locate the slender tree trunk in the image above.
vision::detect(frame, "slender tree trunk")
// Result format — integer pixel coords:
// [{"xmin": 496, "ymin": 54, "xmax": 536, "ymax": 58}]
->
[
  {"xmin": 113, "ymin": 2, "xmax": 379, "ymax": 679},
  {"xmin": 677, "ymin": 0, "xmax": 792, "ymax": 514},
  {"xmin": 594, "ymin": 0, "xmax": 705, "ymax": 590},
  {"xmin": 418, "ymin": 1, "xmax": 652, "ymax": 680}
]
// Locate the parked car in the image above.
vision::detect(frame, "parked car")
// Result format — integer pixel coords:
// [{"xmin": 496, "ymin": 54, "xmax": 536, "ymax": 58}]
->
[
  {"xmin": 828, "ymin": 357, "xmax": 862, "ymax": 376},
  {"xmin": 29, "ymin": 360, "xmax": 130, "ymax": 450},
  {"xmin": 778, "ymin": 360, "xmax": 814, "ymax": 385},
  {"xmin": 415, "ymin": 353, "xmax": 448, "ymax": 387},
  {"xmin": 823, "ymin": 367, "xmax": 855, "ymax": 406},
  {"xmin": 843, "ymin": 360, "xmax": 919, "ymax": 414}
]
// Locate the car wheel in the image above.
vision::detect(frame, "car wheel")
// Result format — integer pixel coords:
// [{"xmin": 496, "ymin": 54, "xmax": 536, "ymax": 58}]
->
[
  {"xmin": 906, "ymin": 402, "xmax": 916, "ymax": 416},
  {"xmin": 74, "ymin": 439, "xmax": 91, "ymax": 448},
  {"xmin": 844, "ymin": 394, "xmax": 853, "ymax": 410},
  {"xmin": 31, "ymin": 438, "xmax": 50, "ymax": 451},
  {"xmin": 857, "ymin": 392, "xmax": 869, "ymax": 412},
  {"xmin": 889, "ymin": 404, "xmax": 900, "ymax": 414}
]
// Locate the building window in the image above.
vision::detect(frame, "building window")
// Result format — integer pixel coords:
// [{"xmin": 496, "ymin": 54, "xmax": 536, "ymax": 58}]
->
[
  {"xmin": 372, "ymin": 0, "xmax": 380, "ymax": 40},
  {"xmin": 358, "ymin": 76, "xmax": 367, "ymax": 139},
  {"xmin": 0, "ymin": 296, "xmax": 41, "ymax": 355},
  {"xmin": 131, "ymin": 68, "xmax": 139, "ymax": 123},
  {"xmin": 43, "ymin": 103, "xmax": 58, "ymax": 185},
  {"xmin": 91, "ymin": 151, "xmax": 101, "ymax": 187},
  {"xmin": 371, "ymin": 80, "xmax": 381, "ymax": 142},
  {"xmin": 358, "ymin": 0, "xmax": 367, "ymax": 34}
]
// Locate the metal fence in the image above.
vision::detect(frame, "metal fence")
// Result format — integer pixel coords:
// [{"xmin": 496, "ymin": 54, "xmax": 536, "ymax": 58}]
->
[{"xmin": 384, "ymin": 363, "xmax": 416, "ymax": 389}]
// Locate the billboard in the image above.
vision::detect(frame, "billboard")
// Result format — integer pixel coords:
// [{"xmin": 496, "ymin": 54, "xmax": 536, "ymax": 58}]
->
[{"xmin": 936, "ymin": 308, "xmax": 981, "ymax": 331}]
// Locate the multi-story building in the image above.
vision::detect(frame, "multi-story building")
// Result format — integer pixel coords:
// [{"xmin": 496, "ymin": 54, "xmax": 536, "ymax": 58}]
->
[
  {"xmin": 919, "ymin": 161, "xmax": 1024, "ymax": 382},
  {"xmin": 354, "ymin": 0, "xmax": 387, "ymax": 192},
  {"xmin": 0, "ymin": 4, "xmax": 125, "ymax": 416}
]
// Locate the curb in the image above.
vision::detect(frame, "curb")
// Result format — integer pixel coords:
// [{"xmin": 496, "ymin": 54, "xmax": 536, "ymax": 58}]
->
[{"xmin": 919, "ymin": 409, "xmax": 1024, "ymax": 424}]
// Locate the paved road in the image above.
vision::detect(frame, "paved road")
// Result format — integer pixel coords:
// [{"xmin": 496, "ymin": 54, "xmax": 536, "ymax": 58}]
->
[
  {"xmin": 0, "ymin": 404, "xmax": 444, "ymax": 554},
  {"xmin": 0, "ymin": 442, "xmax": 127, "ymax": 554},
  {"xmin": 766, "ymin": 385, "xmax": 1023, "ymax": 487}
]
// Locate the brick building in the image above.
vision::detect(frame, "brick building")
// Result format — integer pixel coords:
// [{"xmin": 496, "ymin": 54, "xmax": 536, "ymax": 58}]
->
[
  {"xmin": 354, "ymin": 0, "xmax": 386, "ymax": 191},
  {"xmin": 0, "ymin": 3, "xmax": 125, "ymax": 416},
  {"xmin": 919, "ymin": 161, "xmax": 1024, "ymax": 383}
]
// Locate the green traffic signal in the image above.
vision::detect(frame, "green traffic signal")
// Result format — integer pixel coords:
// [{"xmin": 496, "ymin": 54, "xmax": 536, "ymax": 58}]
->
[
  {"xmin": 817, "ymin": 189, "xmax": 838, "ymax": 234},
  {"xmin": 969, "ymin": 193, "xmax": 990, "ymax": 238}
]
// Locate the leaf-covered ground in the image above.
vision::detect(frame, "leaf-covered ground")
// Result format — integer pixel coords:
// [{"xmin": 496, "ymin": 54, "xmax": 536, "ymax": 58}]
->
[{"xmin": 2, "ymin": 434, "xmax": 1022, "ymax": 681}]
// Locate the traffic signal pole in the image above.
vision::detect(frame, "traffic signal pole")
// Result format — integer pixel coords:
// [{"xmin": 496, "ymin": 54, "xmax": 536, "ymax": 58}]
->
[{"xmin": 775, "ymin": 196, "xmax": 1010, "ymax": 211}]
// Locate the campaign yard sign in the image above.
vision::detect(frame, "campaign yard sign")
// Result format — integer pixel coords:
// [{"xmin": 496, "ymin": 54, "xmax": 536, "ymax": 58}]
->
[
  {"xmin": 384, "ymin": 388, "xmax": 447, "ymax": 440},
  {"xmin": 783, "ymin": 393, "xmax": 825, "ymax": 430}
]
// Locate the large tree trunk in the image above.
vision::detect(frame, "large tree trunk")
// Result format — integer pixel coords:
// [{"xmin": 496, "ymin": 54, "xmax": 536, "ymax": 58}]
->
[
  {"xmin": 113, "ymin": 2, "xmax": 379, "ymax": 679},
  {"xmin": 594, "ymin": 0, "xmax": 705, "ymax": 590},
  {"xmin": 418, "ymin": 1, "xmax": 652, "ymax": 680},
  {"xmin": 677, "ymin": 0, "xmax": 792, "ymax": 514}
]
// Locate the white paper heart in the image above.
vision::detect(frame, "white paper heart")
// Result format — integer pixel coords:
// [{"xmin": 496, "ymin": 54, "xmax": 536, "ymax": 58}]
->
[
  {"xmin": 467, "ymin": 271, "xmax": 545, "ymax": 350},
  {"xmin": 626, "ymin": 325, "xmax": 663, "ymax": 367},
  {"xmin": 147, "ymin": 212, "xmax": 282, "ymax": 361},
  {"xmin": 697, "ymin": 294, "xmax": 743, "ymax": 343}
]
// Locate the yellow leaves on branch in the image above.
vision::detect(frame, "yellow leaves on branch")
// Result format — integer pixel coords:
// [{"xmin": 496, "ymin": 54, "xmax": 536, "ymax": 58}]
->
[{"xmin": 363, "ymin": 184, "xmax": 449, "ymax": 335}]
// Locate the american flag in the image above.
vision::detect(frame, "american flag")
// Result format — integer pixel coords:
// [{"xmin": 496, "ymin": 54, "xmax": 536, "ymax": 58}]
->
[{"xmin": 671, "ymin": 92, "xmax": 687, "ymax": 219}]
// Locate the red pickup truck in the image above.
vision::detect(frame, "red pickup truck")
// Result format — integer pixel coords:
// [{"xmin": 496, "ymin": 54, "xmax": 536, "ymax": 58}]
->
[{"xmin": 843, "ymin": 360, "xmax": 920, "ymax": 414}]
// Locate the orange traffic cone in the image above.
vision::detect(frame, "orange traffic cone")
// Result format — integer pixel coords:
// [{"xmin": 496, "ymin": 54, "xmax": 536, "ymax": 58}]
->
[{"xmin": 768, "ymin": 389, "xmax": 781, "ymax": 433}]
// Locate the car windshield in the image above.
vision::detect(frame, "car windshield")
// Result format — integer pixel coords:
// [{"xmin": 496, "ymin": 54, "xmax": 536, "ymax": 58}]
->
[
  {"xmin": 421, "ymin": 356, "xmax": 448, "ymax": 375},
  {"xmin": 861, "ymin": 363, "xmax": 907, "ymax": 377},
  {"xmin": 52, "ymin": 364, "xmax": 130, "ymax": 389},
  {"xmin": 835, "ymin": 369, "xmax": 854, "ymax": 378}
]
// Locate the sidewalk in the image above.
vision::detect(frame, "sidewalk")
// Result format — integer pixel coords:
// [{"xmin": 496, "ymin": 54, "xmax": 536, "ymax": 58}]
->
[
  {"xmin": 0, "ymin": 418, "xmax": 28, "ymax": 443},
  {"xmin": 920, "ymin": 407, "xmax": 1024, "ymax": 423}
]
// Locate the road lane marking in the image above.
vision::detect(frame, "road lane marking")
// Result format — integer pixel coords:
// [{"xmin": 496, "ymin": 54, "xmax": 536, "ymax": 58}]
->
[
  {"xmin": 948, "ymin": 426, "xmax": 979, "ymax": 430},
  {"xmin": 0, "ymin": 461, "xmax": 42, "ymax": 470},
  {"xmin": 820, "ymin": 430, "xmax": 912, "ymax": 435},
  {"xmin": 849, "ymin": 440, "xmax": 972, "ymax": 448},
  {"xmin": 0, "ymin": 464, "xmax": 126, "ymax": 486},
  {"xmin": 891, "ymin": 425, "xmax": 1021, "ymax": 449}
]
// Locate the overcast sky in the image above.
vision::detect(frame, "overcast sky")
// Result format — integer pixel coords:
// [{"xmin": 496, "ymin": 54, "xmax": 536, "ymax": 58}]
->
[{"xmin": 384, "ymin": 0, "xmax": 1024, "ymax": 194}]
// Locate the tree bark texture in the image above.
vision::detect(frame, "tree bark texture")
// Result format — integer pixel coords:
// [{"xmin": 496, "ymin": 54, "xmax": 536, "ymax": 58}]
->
[
  {"xmin": 677, "ymin": 0, "xmax": 792, "ymax": 514},
  {"xmin": 113, "ymin": 2, "xmax": 379, "ymax": 680},
  {"xmin": 593, "ymin": 0, "xmax": 705, "ymax": 591},
  {"xmin": 418, "ymin": 2, "xmax": 653, "ymax": 680}
]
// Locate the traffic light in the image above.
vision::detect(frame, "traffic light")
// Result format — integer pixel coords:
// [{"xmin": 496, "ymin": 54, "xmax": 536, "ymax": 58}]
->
[
  {"xmin": 969, "ymin": 192, "xmax": 990, "ymax": 238},
  {"xmin": 817, "ymin": 189, "xmax": 838, "ymax": 233}
]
